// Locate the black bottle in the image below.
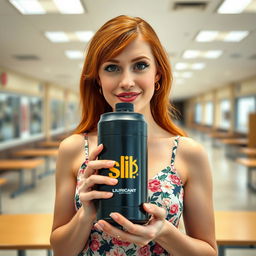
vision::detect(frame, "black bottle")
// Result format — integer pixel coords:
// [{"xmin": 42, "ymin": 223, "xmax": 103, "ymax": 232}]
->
[{"xmin": 97, "ymin": 103, "xmax": 148, "ymax": 225}]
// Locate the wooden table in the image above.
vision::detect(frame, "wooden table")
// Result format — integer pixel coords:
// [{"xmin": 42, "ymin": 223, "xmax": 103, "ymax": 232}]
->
[
  {"xmin": 38, "ymin": 141, "xmax": 60, "ymax": 148},
  {"xmin": 239, "ymin": 148, "xmax": 256, "ymax": 157},
  {"xmin": 208, "ymin": 131, "xmax": 234, "ymax": 139},
  {"xmin": 236, "ymin": 157, "xmax": 256, "ymax": 191},
  {"xmin": 0, "ymin": 213, "xmax": 52, "ymax": 256},
  {"xmin": 220, "ymin": 138, "xmax": 248, "ymax": 159},
  {"xmin": 13, "ymin": 149, "xmax": 58, "ymax": 179},
  {"xmin": 0, "ymin": 211, "xmax": 255, "ymax": 256},
  {"xmin": 0, "ymin": 178, "xmax": 7, "ymax": 214},
  {"xmin": 220, "ymin": 138, "xmax": 248, "ymax": 146},
  {"xmin": 0, "ymin": 159, "xmax": 44, "ymax": 198},
  {"xmin": 215, "ymin": 211, "xmax": 256, "ymax": 256},
  {"xmin": 208, "ymin": 131, "xmax": 235, "ymax": 148}
]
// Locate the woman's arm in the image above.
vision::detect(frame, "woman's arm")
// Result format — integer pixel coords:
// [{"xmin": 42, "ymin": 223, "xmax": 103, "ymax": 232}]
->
[
  {"xmin": 50, "ymin": 136, "xmax": 117, "ymax": 256},
  {"xmin": 50, "ymin": 136, "xmax": 95, "ymax": 256},
  {"xmin": 154, "ymin": 139, "xmax": 217, "ymax": 255}
]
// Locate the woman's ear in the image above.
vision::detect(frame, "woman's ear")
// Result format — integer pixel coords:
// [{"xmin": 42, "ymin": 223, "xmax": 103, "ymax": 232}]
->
[
  {"xmin": 97, "ymin": 77, "xmax": 101, "ymax": 86},
  {"xmin": 155, "ymin": 73, "xmax": 161, "ymax": 83}
]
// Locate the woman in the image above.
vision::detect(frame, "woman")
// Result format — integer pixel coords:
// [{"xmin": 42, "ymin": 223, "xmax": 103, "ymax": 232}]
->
[{"xmin": 50, "ymin": 15, "xmax": 217, "ymax": 256}]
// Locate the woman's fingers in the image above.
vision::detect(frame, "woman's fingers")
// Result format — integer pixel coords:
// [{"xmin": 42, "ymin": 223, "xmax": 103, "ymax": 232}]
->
[
  {"xmin": 88, "ymin": 144, "xmax": 104, "ymax": 161},
  {"xmin": 143, "ymin": 203, "xmax": 166, "ymax": 219},
  {"xmin": 80, "ymin": 174, "xmax": 118, "ymax": 190},
  {"xmin": 79, "ymin": 190, "xmax": 114, "ymax": 201},
  {"xmin": 95, "ymin": 219, "xmax": 153, "ymax": 247},
  {"xmin": 84, "ymin": 159, "xmax": 116, "ymax": 178}
]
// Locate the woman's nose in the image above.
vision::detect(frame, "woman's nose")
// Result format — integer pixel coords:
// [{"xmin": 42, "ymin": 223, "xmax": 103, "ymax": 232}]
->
[{"xmin": 118, "ymin": 70, "xmax": 135, "ymax": 89}]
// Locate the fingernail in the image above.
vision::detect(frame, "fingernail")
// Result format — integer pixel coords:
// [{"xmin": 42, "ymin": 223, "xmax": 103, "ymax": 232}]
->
[
  {"xmin": 95, "ymin": 222, "xmax": 104, "ymax": 231},
  {"xmin": 107, "ymin": 161, "xmax": 116, "ymax": 166},
  {"xmin": 110, "ymin": 212, "xmax": 118, "ymax": 220},
  {"xmin": 144, "ymin": 203, "xmax": 151, "ymax": 209},
  {"xmin": 110, "ymin": 178, "xmax": 118, "ymax": 184}
]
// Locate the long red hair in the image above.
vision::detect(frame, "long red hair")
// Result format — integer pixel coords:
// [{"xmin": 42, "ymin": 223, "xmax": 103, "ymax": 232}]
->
[{"xmin": 74, "ymin": 15, "xmax": 186, "ymax": 136}]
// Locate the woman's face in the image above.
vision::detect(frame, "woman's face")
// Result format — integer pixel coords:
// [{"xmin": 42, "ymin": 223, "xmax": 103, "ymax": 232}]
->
[{"xmin": 98, "ymin": 35, "xmax": 160, "ymax": 114}]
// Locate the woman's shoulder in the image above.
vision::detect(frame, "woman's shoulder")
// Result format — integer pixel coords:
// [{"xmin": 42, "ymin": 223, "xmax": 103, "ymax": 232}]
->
[
  {"xmin": 58, "ymin": 133, "xmax": 85, "ymax": 157},
  {"xmin": 177, "ymin": 136, "xmax": 208, "ymax": 163}
]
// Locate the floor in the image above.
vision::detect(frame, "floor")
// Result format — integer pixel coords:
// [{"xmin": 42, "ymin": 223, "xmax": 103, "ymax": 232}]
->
[{"xmin": 0, "ymin": 128, "xmax": 256, "ymax": 256}]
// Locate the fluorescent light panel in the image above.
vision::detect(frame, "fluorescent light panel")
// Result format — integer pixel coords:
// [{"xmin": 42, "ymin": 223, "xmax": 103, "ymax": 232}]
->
[
  {"xmin": 217, "ymin": 0, "xmax": 253, "ymax": 14},
  {"xmin": 173, "ymin": 72, "xmax": 193, "ymax": 78},
  {"xmin": 9, "ymin": 0, "xmax": 46, "ymax": 14},
  {"xmin": 175, "ymin": 62, "xmax": 205, "ymax": 70},
  {"xmin": 65, "ymin": 50, "xmax": 84, "ymax": 59},
  {"xmin": 196, "ymin": 30, "xmax": 249, "ymax": 42},
  {"xmin": 45, "ymin": 31, "xmax": 94, "ymax": 43},
  {"xmin": 9, "ymin": 0, "xmax": 84, "ymax": 14},
  {"xmin": 183, "ymin": 50, "xmax": 223, "ymax": 59},
  {"xmin": 45, "ymin": 32, "xmax": 69, "ymax": 42},
  {"xmin": 75, "ymin": 31, "xmax": 94, "ymax": 42},
  {"xmin": 191, "ymin": 63, "xmax": 206, "ymax": 70},
  {"xmin": 224, "ymin": 31, "xmax": 249, "ymax": 41},
  {"xmin": 53, "ymin": 0, "xmax": 84, "ymax": 14}
]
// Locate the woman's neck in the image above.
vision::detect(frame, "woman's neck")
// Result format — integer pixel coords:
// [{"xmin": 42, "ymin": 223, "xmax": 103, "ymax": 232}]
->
[{"xmin": 140, "ymin": 106, "xmax": 171, "ymax": 138}]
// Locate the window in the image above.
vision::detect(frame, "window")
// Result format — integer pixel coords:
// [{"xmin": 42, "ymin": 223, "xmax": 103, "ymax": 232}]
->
[
  {"xmin": 194, "ymin": 103, "xmax": 202, "ymax": 124},
  {"xmin": 236, "ymin": 96, "xmax": 256, "ymax": 133},
  {"xmin": 0, "ymin": 93, "xmax": 20, "ymax": 142},
  {"xmin": 205, "ymin": 101, "xmax": 213, "ymax": 126},
  {"xmin": 219, "ymin": 99, "xmax": 231, "ymax": 129},
  {"xmin": 51, "ymin": 99, "xmax": 65, "ymax": 131},
  {"xmin": 0, "ymin": 92, "xmax": 43, "ymax": 144}
]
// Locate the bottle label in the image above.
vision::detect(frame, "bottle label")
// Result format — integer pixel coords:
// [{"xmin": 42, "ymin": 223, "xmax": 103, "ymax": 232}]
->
[
  {"xmin": 112, "ymin": 188, "xmax": 137, "ymax": 194},
  {"xmin": 108, "ymin": 156, "xmax": 139, "ymax": 179}
]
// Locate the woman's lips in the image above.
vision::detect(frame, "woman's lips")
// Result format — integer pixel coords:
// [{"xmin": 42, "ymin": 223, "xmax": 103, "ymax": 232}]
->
[{"xmin": 116, "ymin": 92, "xmax": 141, "ymax": 102}]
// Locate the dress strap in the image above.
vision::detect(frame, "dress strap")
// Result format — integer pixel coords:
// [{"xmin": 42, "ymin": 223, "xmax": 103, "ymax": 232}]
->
[
  {"xmin": 83, "ymin": 133, "xmax": 89, "ymax": 161},
  {"xmin": 170, "ymin": 135, "xmax": 180, "ymax": 166}
]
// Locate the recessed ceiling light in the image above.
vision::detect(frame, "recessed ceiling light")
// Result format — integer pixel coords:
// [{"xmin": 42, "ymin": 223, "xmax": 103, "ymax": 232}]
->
[
  {"xmin": 224, "ymin": 31, "xmax": 249, "ymax": 42},
  {"xmin": 53, "ymin": 0, "xmax": 84, "ymax": 14},
  {"xmin": 174, "ymin": 62, "xmax": 206, "ymax": 70},
  {"xmin": 175, "ymin": 63, "xmax": 189, "ymax": 70},
  {"xmin": 45, "ymin": 32, "xmax": 69, "ymax": 43},
  {"xmin": 9, "ymin": 0, "xmax": 46, "ymax": 15},
  {"xmin": 205, "ymin": 50, "xmax": 223, "ymax": 58},
  {"xmin": 196, "ymin": 31, "xmax": 219, "ymax": 42},
  {"xmin": 183, "ymin": 50, "xmax": 223, "ymax": 59},
  {"xmin": 196, "ymin": 30, "xmax": 249, "ymax": 42},
  {"xmin": 173, "ymin": 72, "xmax": 193, "ymax": 78},
  {"xmin": 9, "ymin": 0, "xmax": 85, "ymax": 14},
  {"xmin": 75, "ymin": 31, "xmax": 94, "ymax": 42},
  {"xmin": 183, "ymin": 50, "xmax": 200, "ymax": 59},
  {"xmin": 191, "ymin": 63, "xmax": 206, "ymax": 70},
  {"xmin": 65, "ymin": 50, "xmax": 84, "ymax": 59},
  {"xmin": 217, "ymin": 0, "xmax": 252, "ymax": 14},
  {"xmin": 45, "ymin": 31, "xmax": 94, "ymax": 43}
]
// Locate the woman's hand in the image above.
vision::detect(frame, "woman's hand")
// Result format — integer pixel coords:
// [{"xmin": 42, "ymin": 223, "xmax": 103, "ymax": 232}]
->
[
  {"xmin": 78, "ymin": 144, "xmax": 118, "ymax": 217},
  {"xmin": 94, "ymin": 203, "xmax": 167, "ymax": 247}
]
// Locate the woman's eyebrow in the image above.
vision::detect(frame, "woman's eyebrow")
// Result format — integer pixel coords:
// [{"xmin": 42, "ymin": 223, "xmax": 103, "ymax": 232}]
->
[{"xmin": 106, "ymin": 56, "xmax": 151, "ymax": 63}]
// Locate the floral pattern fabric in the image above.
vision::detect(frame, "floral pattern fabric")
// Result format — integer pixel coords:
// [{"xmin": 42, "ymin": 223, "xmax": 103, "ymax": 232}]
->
[{"xmin": 75, "ymin": 135, "xmax": 184, "ymax": 256}]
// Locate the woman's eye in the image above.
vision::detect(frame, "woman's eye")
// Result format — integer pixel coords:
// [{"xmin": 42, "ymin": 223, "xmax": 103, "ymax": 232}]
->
[
  {"xmin": 134, "ymin": 62, "xmax": 149, "ymax": 71},
  {"xmin": 104, "ymin": 64, "xmax": 119, "ymax": 72}
]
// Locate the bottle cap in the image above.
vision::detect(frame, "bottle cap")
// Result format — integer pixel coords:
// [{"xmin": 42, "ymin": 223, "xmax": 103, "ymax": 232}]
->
[{"xmin": 115, "ymin": 103, "xmax": 134, "ymax": 112}]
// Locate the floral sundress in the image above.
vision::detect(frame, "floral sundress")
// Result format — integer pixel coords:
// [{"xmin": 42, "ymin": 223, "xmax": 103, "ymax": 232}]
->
[{"xmin": 75, "ymin": 134, "xmax": 184, "ymax": 256}]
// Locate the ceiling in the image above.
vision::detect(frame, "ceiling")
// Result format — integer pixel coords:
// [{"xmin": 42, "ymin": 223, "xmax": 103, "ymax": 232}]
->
[{"xmin": 0, "ymin": 0, "xmax": 256, "ymax": 101}]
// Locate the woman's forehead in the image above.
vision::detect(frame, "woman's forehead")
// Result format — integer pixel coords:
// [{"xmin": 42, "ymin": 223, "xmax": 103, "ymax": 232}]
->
[{"xmin": 103, "ymin": 36, "xmax": 154, "ymax": 62}]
